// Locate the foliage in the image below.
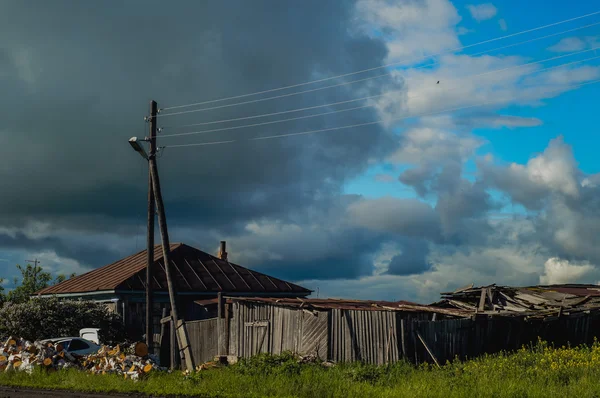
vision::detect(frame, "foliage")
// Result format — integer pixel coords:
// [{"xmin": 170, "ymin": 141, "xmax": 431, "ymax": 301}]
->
[
  {"xmin": 5, "ymin": 264, "xmax": 74, "ymax": 304},
  {"xmin": 232, "ymin": 351, "xmax": 308, "ymax": 377},
  {"xmin": 4, "ymin": 342, "xmax": 600, "ymax": 397},
  {"xmin": 0, "ymin": 297, "xmax": 125, "ymax": 344}
]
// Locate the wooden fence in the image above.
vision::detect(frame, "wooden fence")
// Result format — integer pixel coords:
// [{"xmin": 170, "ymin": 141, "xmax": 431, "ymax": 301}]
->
[
  {"xmin": 185, "ymin": 318, "xmax": 219, "ymax": 364},
  {"xmin": 163, "ymin": 302, "xmax": 600, "ymax": 369}
]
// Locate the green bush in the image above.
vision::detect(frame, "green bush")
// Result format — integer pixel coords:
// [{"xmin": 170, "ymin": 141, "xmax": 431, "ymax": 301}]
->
[
  {"xmin": 233, "ymin": 352, "xmax": 313, "ymax": 377},
  {"xmin": 0, "ymin": 296, "xmax": 126, "ymax": 344}
]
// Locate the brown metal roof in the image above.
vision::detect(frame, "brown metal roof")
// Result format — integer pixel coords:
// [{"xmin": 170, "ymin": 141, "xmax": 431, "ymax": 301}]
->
[
  {"xmin": 36, "ymin": 243, "xmax": 311, "ymax": 296},
  {"xmin": 196, "ymin": 296, "xmax": 470, "ymax": 317}
]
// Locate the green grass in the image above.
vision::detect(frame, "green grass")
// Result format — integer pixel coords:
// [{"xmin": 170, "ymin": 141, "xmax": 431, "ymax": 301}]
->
[{"xmin": 2, "ymin": 341, "xmax": 600, "ymax": 397}]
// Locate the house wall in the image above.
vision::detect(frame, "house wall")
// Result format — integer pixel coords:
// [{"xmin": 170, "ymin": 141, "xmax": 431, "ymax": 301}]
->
[{"xmin": 120, "ymin": 294, "xmax": 215, "ymax": 340}]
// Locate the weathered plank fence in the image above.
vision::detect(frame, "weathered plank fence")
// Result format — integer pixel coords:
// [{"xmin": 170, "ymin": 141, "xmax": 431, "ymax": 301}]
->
[{"xmin": 166, "ymin": 300, "xmax": 600, "ymax": 369}]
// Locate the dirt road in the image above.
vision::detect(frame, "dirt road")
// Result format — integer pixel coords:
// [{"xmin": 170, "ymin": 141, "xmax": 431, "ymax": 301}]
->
[{"xmin": 0, "ymin": 386, "xmax": 150, "ymax": 398}]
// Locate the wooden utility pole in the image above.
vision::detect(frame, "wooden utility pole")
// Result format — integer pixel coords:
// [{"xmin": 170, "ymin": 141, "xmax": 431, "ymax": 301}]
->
[
  {"xmin": 26, "ymin": 259, "xmax": 41, "ymax": 267},
  {"xmin": 147, "ymin": 102, "xmax": 194, "ymax": 369},
  {"xmin": 146, "ymin": 100, "xmax": 158, "ymax": 350}
]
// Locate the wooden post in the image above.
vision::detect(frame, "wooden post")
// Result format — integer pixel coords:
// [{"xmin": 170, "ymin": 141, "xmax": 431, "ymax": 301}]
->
[
  {"xmin": 147, "ymin": 106, "xmax": 194, "ymax": 366},
  {"xmin": 224, "ymin": 302, "xmax": 230, "ymax": 357},
  {"xmin": 146, "ymin": 100, "xmax": 157, "ymax": 350},
  {"xmin": 176, "ymin": 320, "xmax": 195, "ymax": 370},
  {"xmin": 149, "ymin": 140, "xmax": 178, "ymax": 325},
  {"xmin": 169, "ymin": 317, "xmax": 177, "ymax": 369},
  {"xmin": 478, "ymin": 288, "xmax": 487, "ymax": 312},
  {"xmin": 159, "ymin": 307, "xmax": 167, "ymax": 346},
  {"xmin": 218, "ymin": 292, "xmax": 226, "ymax": 356},
  {"xmin": 400, "ymin": 319, "xmax": 406, "ymax": 359}
]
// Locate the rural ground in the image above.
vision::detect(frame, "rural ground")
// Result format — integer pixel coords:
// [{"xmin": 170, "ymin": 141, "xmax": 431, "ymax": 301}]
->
[{"xmin": 1, "ymin": 341, "xmax": 600, "ymax": 398}]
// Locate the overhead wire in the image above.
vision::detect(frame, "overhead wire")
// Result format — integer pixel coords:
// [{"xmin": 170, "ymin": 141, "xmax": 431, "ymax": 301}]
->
[
  {"xmin": 160, "ymin": 19, "xmax": 600, "ymax": 131},
  {"xmin": 156, "ymin": 21, "xmax": 600, "ymax": 119},
  {"xmin": 157, "ymin": 49, "xmax": 600, "ymax": 139},
  {"xmin": 163, "ymin": 78, "xmax": 600, "ymax": 148},
  {"xmin": 158, "ymin": 10, "xmax": 600, "ymax": 113}
]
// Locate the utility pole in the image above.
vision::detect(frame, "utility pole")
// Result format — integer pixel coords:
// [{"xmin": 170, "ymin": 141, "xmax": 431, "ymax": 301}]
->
[
  {"xmin": 26, "ymin": 259, "xmax": 40, "ymax": 268},
  {"xmin": 145, "ymin": 101, "xmax": 157, "ymax": 350},
  {"xmin": 147, "ymin": 100, "xmax": 194, "ymax": 369}
]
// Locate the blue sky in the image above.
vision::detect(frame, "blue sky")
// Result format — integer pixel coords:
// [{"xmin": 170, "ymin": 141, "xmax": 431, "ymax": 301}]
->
[{"xmin": 345, "ymin": 0, "xmax": 600, "ymax": 201}]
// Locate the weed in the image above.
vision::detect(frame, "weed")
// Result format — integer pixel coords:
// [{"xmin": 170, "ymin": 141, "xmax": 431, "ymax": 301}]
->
[{"xmin": 2, "ymin": 341, "xmax": 600, "ymax": 397}]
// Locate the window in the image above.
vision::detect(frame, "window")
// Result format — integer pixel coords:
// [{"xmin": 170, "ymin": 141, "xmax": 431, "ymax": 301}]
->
[
  {"xmin": 58, "ymin": 340, "xmax": 71, "ymax": 351},
  {"xmin": 67, "ymin": 339, "xmax": 90, "ymax": 351}
]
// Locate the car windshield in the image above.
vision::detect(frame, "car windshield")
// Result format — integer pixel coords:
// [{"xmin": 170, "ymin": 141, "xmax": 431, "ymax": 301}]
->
[
  {"xmin": 67, "ymin": 339, "xmax": 90, "ymax": 351},
  {"xmin": 58, "ymin": 340, "xmax": 71, "ymax": 351}
]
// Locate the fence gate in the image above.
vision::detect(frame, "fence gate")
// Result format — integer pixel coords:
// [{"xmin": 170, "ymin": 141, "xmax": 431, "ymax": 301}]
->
[{"xmin": 244, "ymin": 320, "xmax": 270, "ymax": 356}]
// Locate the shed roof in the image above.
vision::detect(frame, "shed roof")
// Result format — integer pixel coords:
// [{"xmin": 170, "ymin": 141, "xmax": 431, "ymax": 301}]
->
[
  {"xmin": 36, "ymin": 243, "xmax": 311, "ymax": 296},
  {"xmin": 436, "ymin": 283, "xmax": 600, "ymax": 318},
  {"xmin": 195, "ymin": 296, "xmax": 470, "ymax": 317}
]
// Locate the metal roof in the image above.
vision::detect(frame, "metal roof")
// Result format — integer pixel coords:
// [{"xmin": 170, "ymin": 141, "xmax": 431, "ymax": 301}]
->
[
  {"xmin": 35, "ymin": 243, "xmax": 311, "ymax": 296},
  {"xmin": 195, "ymin": 296, "xmax": 470, "ymax": 317}
]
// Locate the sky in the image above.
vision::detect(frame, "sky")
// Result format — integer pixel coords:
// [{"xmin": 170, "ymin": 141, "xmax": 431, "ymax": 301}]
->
[{"xmin": 1, "ymin": 0, "xmax": 600, "ymax": 303}]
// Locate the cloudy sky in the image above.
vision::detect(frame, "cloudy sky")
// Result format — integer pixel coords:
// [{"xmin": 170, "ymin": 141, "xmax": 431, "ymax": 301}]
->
[{"xmin": 1, "ymin": 0, "xmax": 600, "ymax": 303}]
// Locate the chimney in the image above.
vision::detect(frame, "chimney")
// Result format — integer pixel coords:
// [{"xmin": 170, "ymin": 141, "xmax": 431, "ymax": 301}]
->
[{"xmin": 219, "ymin": 241, "xmax": 228, "ymax": 261}]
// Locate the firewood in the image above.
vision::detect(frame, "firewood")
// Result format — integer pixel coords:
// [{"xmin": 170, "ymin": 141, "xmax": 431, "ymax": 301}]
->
[{"xmin": 134, "ymin": 342, "xmax": 149, "ymax": 357}]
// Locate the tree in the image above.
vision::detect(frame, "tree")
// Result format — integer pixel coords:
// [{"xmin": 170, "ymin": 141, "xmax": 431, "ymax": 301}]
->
[
  {"xmin": 0, "ymin": 297, "xmax": 126, "ymax": 344},
  {"xmin": 0, "ymin": 278, "xmax": 5, "ymax": 305},
  {"xmin": 6, "ymin": 264, "xmax": 75, "ymax": 304}
]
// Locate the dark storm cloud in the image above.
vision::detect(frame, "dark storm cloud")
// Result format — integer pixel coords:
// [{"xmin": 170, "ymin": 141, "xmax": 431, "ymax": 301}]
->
[
  {"xmin": 0, "ymin": 231, "xmax": 119, "ymax": 266},
  {"xmin": 247, "ymin": 227, "xmax": 388, "ymax": 281},
  {"xmin": 387, "ymin": 238, "xmax": 432, "ymax": 276},
  {"xmin": 0, "ymin": 0, "xmax": 397, "ymax": 272}
]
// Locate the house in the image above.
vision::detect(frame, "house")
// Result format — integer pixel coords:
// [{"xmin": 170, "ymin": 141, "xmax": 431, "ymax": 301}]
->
[{"xmin": 35, "ymin": 243, "xmax": 311, "ymax": 339}]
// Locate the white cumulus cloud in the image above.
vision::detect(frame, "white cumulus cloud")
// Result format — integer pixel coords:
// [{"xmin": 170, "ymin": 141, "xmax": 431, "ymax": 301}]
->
[
  {"xmin": 540, "ymin": 258, "xmax": 599, "ymax": 285},
  {"xmin": 467, "ymin": 3, "xmax": 498, "ymax": 22}
]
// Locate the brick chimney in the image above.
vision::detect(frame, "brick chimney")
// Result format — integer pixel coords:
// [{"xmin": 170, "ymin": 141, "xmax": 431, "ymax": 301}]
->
[{"xmin": 218, "ymin": 241, "xmax": 228, "ymax": 261}]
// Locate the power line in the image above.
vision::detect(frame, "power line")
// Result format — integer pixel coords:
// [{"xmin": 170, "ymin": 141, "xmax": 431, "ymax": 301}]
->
[
  {"xmin": 155, "ymin": 71, "xmax": 397, "ymax": 118},
  {"xmin": 158, "ymin": 50, "xmax": 600, "ymax": 139},
  {"xmin": 158, "ymin": 10, "xmax": 600, "ymax": 113},
  {"xmin": 163, "ymin": 78, "xmax": 600, "ymax": 148},
  {"xmin": 160, "ymin": 19, "xmax": 600, "ymax": 130},
  {"xmin": 156, "ymin": 24, "xmax": 600, "ymax": 120}
]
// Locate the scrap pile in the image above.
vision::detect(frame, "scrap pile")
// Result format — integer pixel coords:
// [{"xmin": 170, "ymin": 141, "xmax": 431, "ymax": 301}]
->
[
  {"xmin": 435, "ymin": 284, "xmax": 600, "ymax": 318},
  {"xmin": 0, "ymin": 337, "xmax": 166, "ymax": 379}
]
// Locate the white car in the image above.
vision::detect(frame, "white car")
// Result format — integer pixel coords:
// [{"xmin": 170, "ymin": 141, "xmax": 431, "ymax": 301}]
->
[{"xmin": 40, "ymin": 337, "xmax": 101, "ymax": 356}]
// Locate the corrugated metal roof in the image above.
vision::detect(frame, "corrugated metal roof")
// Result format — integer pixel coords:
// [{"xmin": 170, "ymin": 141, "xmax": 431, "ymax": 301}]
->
[
  {"xmin": 196, "ymin": 297, "xmax": 470, "ymax": 317},
  {"xmin": 36, "ymin": 244, "xmax": 311, "ymax": 296}
]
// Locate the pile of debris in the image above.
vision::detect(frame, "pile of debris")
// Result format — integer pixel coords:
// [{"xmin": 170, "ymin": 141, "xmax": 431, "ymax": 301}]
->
[
  {"xmin": 434, "ymin": 284, "xmax": 600, "ymax": 318},
  {"xmin": 0, "ymin": 337, "xmax": 166, "ymax": 379}
]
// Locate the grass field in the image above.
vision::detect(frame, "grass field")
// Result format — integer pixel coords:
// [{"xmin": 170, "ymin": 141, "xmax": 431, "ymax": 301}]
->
[{"xmin": 2, "ymin": 340, "xmax": 600, "ymax": 397}]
